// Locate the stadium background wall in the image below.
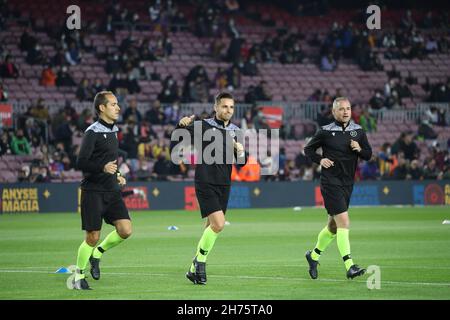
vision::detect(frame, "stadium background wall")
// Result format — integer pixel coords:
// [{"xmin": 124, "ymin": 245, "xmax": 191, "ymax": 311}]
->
[{"xmin": 0, "ymin": 181, "xmax": 449, "ymax": 214}]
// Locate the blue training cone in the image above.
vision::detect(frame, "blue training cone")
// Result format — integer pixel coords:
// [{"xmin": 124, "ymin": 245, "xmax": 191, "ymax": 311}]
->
[{"xmin": 55, "ymin": 267, "xmax": 71, "ymax": 274}]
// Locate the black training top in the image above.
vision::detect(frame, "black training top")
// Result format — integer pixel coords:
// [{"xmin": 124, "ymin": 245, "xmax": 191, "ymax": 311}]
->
[
  {"xmin": 304, "ymin": 120, "xmax": 372, "ymax": 186},
  {"xmin": 77, "ymin": 118, "xmax": 120, "ymax": 192},
  {"xmin": 171, "ymin": 117, "xmax": 247, "ymax": 186}
]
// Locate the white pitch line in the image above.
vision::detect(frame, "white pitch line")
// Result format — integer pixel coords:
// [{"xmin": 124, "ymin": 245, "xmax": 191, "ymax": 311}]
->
[
  {"xmin": 2, "ymin": 264, "xmax": 450, "ymax": 270},
  {"xmin": 0, "ymin": 269, "xmax": 448, "ymax": 288}
]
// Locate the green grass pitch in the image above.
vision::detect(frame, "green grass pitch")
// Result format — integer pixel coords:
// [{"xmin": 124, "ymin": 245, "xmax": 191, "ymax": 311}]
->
[{"xmin": 0, "ymin": 206, "xmax": 449, "ymax": 300}]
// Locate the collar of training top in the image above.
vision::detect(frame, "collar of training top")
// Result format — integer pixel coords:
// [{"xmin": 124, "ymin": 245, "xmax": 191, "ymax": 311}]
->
[
  {"xmin": 321, "ymin": 120, "xmax": 362, "ymax": 132},
  {"xmin": 204, "ymin": 117, "xmax": 239, "ymax": 131},
  {"xmin": 85, "ymin": 118, "xmax": 119, "ymax": 133}
]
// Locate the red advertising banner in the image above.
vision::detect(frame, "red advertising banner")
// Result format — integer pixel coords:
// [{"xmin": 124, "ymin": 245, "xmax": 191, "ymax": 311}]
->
[
  {"xmin": 184, "ymin": 186, "xmax": 199, "ymax": 211},
  {"xmin": 0, "ymin": 104, "xmax": 13, "ymax": 127},
  {"xmin": 123, "ymin": 186, "xmax": 150, "ymax": 210},
  {"xmin": 259, "ymin": 106, "xmax": 283, "ymax": 129},
  {"xmin": 314, "ymin": 186, "xmax": 324, "ymax": 207}
]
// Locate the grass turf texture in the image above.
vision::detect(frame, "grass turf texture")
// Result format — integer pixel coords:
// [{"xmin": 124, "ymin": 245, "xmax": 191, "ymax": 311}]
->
[{"xmin": 0, "ymin": 207, "xmax": 449, "ymax": 300}]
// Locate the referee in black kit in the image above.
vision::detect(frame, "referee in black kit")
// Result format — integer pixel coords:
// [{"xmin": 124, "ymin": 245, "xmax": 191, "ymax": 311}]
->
[
  {"xmin": 304, "ymin": 97, "xmax": 372, "ymax": 280},
  {"xmin": 73, "ymin": 91, "xmax": 132, "ymax": 290},
  {"xmin": 172, "ymin": 92, "xmax": 246, "ymax": 285}
]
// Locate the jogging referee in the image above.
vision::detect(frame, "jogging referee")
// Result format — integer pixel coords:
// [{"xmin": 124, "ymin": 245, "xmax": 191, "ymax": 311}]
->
[
  {"xmin": 172, "ymin": 92, "xmax": 246, "ymax": 285},
  {"xmin": 304, "ymin": 97, "xmax": 372, "ymax": 279},
  {"xmin": 73, "ymin": 91, "xmax": 132, "ymax": 290}
]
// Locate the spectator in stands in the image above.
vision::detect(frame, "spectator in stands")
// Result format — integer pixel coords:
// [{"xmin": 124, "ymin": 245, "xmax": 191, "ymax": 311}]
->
[
  {"xmin": 254, "ymin": 81, "xmax": 272, "ymax": 101},
  {"xmin": 134, "ymin": 61, "xmax": 150, "ymax": 80},
  {"xmin": 0, "ymin": 131, "xmax": 11, "ymax": 156},
  {"xmin": 406, "ymin": 159, "xmax": 423, "ymax": 180},
  {"xmin": 137, "ymin": 136, "xmax": 153, "ymax": 161},
  {"xmin": 428, "ymin": 82, "xmax": 450, "ymax": 102},
  {"xmin": 126, "ymin": 72, "xmax": 141, "ymax": 94},
  {"xmin": 418, "ymin": 119, "xmax": 438, "ymax": 140},
  {"xmin": 226, "ymin": 65, "xmax": 241, "ymax": 90},
  {"xmin": 65, "ymin": 42, "xmax": 82, "ymax": 65},
  {"xmin": 401, "ymin": 10, "xmax": 415, "ymax": 30},
  {"xmin": 140, "ymin": 120, "xmax": 158, "ymax": 140},
  {"xmin": 145, "ymin": 100, "xmax": 166, "ymax": 124},
  {"xmin": 19, "ymin": 28, "xmax": 37, "ymax": 52},
  {"xmin": 51, "ymin": 48, "xmax": 66, "ymax": 68},
  {"xmin": 77, "ymin": 108, "xmax": 94, "ymax": 131},
  {"xmin": 40, "ymin": 64, "xmax": 57, "ymax": 87},
  {"xmin": 120, "ymin": 120, "xmax": 140, "ymax": 167},
  {"xmin": 56, "ymin": 66, "xmax": 76, "ymax": 87},
  {"xmin": 425, "ymin": 35, "xmax": 439, "ymax": 53},
  {"xmin": 76, "ymin": 79, "xmax": 93, "ymax": 101},
  {"xmin": 210, "ymin": 34, "xmax": 227, "ymax": 61},
  {"xmin": 158, "ymin": 75, "xmax": 179, "ymax": 103},
  {"xmin": 422, "ymin": 11, "xmax": 434, "ymax": 29},
  {"xmin": 11, "ymin": 129, "xmax": 31, "ymax": 155},
  {"xmin": 244, "ymin": 85, "xmax": 257, "ymax": 104},
  {"xmin": 214, "ymin": 67, "xmax": 228, "ymax": 90},
  {"xmin": 316, "ymin": 105, "xmax": 333, "ymax": 126},
  {"xmin": 369, "ymin": 90, "xmax": 385, "ymax": 110},
  {"xmin": 122, "ymin": 98, "xmax": 142, "ymax": 124},
  {"xmin": 151, "ymin": 138, "xmax": 170, "ymax": 160},
  {"xmin": 360, "ymin": 51, "xmax": 383, "ymax": 71},
  {"xmin": 320, "ymin": 53, "xmax": 336, "ymax": 71},
  {"xmin": 243, "ymin": 54, "xmax": 258, "ymax": 76},
  {"xmin": 423, "ymin": 159, "xmax": 439, "ymax": 180},
  {"xmin": 26, "ymin": 44, "xmax": 46, "ymax": 65},
  {"xmin": 377, "ymin": 142, "xmax": 395, "ymax": 179},
  {"xmin": 361, "ymin": 155, "xmax": 380, "ymax": 180},
  {"xmin": 226, "ymin": 35, "xmax": 243, "ymax": 64},
  {"xmin": 54, "ymin": 121, "xmax": 77, "ymax": 153},
  {"xmin": 405, "ymin": 71, "xmax": 417, "ymax": 85},
  {"xmin": 164, "ymin": 102, "xmax": 181, "ymax": 126},
  {"xmin": 359, "ymin": 109, "xmax": 377, "ymax": 133},
  {"xmin": 106, "ymin": 54, "xmax": 122, "ymax": 74},
  {"xmin": 28, "ymin": 98, "xmax": 50, "ymax": 124},
  {"xmin": 392, "ymin": 155, "xmax": 408, "ymax": 180},
  {"xmin": 0, "ymin": 83, "xmax": 8, "ymax": 101},
  {"xmin": 152, "ymin": 153, "xmax": 172, "ymax": 181},
  {"xmin": 392, "ymin": 131, "xmax": 420, "ymax": 162},
  {"xmin": 0, "ymin": 55, "xmax": 19, "ymax": 78},
  {"xmin": 91, "ymin": 78, "xmax": 106, "ymax": 94},
  {"xmin": 385, "ymin": 90, "xmax": 401, "ymax": 109}
]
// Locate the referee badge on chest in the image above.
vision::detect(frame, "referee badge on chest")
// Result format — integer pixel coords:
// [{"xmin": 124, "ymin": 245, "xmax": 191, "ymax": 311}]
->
[
  {"xmin": 228, "ymin": 130, "xmax": 236, "ymax": 138},
  {"xmin": 350, "ymin": 131, "xmax": 357, "ymax": 137}
]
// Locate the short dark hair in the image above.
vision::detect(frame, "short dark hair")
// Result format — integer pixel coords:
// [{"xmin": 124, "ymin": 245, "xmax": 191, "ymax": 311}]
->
[
  {"xmin": 215, "ymin": 92, "xmax": 234, "ymax": 105},
  {"xmin": 93, "ymin": 91, "xmax": 114, "ymax": 115}
]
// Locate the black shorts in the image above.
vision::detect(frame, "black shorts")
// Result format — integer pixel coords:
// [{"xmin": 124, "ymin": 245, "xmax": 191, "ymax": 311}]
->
[
  {"xmin": 80, "ymin": 190, "xmax": 130, "ymax": 231},
  {"xmin": 195, "ymin": 182, "xmax": 230, "ymax": 218},
  {"xmin": 320, "ymin": 184, "xmax": 353, "ymax": 216}
]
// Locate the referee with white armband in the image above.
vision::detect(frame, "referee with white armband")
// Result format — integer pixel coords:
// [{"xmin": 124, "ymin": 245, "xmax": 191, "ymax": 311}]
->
[{"xmin": 304, "ymin": 97, "xmax": 372, "ymax": 280}]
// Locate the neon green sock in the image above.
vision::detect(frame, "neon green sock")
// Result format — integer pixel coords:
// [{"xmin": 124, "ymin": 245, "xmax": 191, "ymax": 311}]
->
[
  {"xmin": 337, "ymin": 228, "xmax": 354, "ymax": 270},
  {"xmin": 311, "ymin": 226, "xmax": 336, "ymax": 261},
  {"xmin": 92, "ymin": 230, "xmax": 125, "ymax": 259},
  {"xmin": 76, "ymin": 241, "xmax": 95, "ymax": 280},
  {"xmin": 190, "ymin": 226, "xmax": 219, "ymax": 271}
]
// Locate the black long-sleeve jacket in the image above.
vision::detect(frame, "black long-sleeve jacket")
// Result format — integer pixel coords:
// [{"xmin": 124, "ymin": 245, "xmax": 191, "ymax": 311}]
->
[
  {"xmin": 171, "ymin": 117, "xmax": 247, "ymax": 185},
  {"xmin": 304, "ymin": 120, "xmax": 372, "ymax": 186},
  {"xmin": 76, "ymin": 118, "xmax": 120, "ymax": 191}
]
